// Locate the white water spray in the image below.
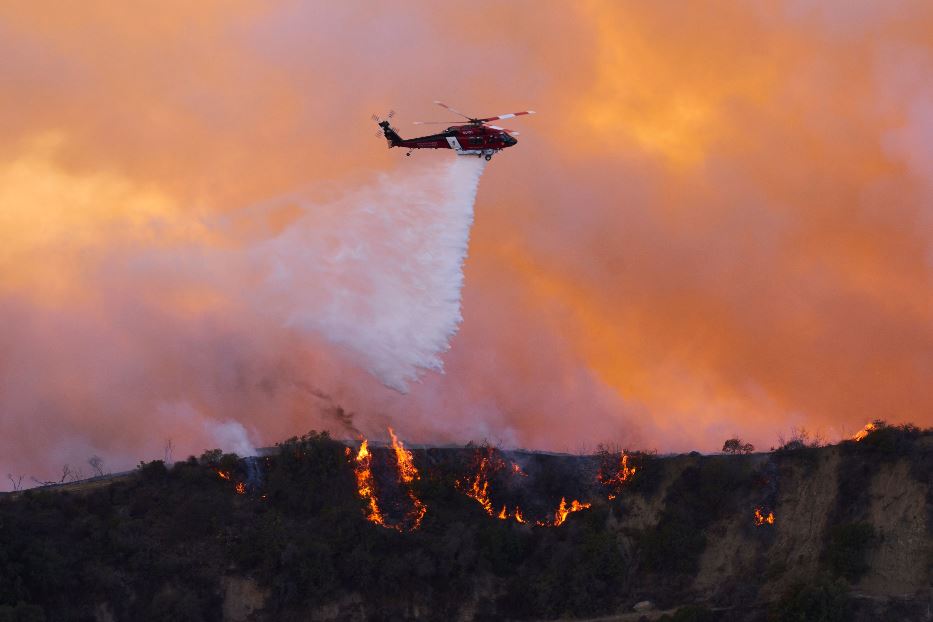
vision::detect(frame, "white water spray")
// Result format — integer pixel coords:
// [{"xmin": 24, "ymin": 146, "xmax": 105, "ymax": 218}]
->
[{"xmin": 254, "ymin": 156, "xmax": 487, "ymax": 391}]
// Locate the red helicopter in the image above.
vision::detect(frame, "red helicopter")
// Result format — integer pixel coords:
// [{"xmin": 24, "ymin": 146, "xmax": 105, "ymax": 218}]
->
[{"xmin": 374, "ymin": 101, "xmax": 535, "ymax": 161}]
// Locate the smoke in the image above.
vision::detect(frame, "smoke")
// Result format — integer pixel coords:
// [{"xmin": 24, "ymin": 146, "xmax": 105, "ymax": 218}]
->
[
  {"xmin": 2, "ymin": 1, "xmax": 932, "ymax": 485},
  {"xmin": 251, "ymin": 156, "xmax": 486, "ymax": 391},
  {"xmin": 0, "ymin": 152, "xmax": 487, "ymax": 484}
]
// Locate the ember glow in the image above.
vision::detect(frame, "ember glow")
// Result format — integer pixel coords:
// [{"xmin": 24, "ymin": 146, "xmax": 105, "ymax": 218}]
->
[
  {"xmin": 234, "ymin": 482, "xmax": 246, "ymax": 495},
  {"xmin": 754, "ymin": 507, "xmax": 775, "ymax": 526}
]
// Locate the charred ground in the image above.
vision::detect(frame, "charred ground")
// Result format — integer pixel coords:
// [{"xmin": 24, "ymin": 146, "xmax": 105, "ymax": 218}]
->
[{"xmin": 0, "ymin": 426, "xmax": 930, "ymax": 622}]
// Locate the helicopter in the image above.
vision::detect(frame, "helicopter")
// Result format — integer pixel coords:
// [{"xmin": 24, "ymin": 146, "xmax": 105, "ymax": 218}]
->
[{"xmin": 374, "ymin": 101, "xmax": 535, "ymax": 161}]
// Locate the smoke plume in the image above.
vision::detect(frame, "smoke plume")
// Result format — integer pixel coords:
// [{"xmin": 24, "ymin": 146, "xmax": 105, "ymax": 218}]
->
[
  {"xmin": 0, "ymin": 151, "xmax": 487, "ymax": 484},
  {"xmin": 252, "ymin": 156, "xmax": 486, "ymax": 391}
]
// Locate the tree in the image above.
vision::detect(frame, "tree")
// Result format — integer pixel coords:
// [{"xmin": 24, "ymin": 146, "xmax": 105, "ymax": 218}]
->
[
  {"xmin": 722, "ymin": 438, "xmax": 754, "ymax": 454},
  {"xmin": 6, "ymin": 474, "xmax": 24, "ymax": 492},
  {"xmin": 88, "ymin": 455, "xmax": 105, "ymax": 478}
]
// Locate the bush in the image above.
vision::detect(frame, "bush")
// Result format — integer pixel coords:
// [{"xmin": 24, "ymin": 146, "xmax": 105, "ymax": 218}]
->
[
  {"xmin": 846, "ymin": 422, "xmax": 924, "ymax": 460},
  {"xmin": 0, "ymin": 602, "xmax": 45, "ymax": 622},
  {"xmin": 658, "ymin": 605, "xmax": 716, "ymax": 622},
  {"xmin": 772, "ymin": 578, "xmax": 850, "ymax": 622},
  {"xmin": 825, "ymin": 523, "xmax": 875, "ymax": 582},
  {"xmin": 722, "ymin": 438, "xmax": 754, "ymax": 454}
]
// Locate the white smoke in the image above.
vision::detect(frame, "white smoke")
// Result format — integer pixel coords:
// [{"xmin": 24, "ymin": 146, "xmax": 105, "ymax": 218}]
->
[{"xmin": 252, "ymin": 156, "xmax": 487, "ymax": 391}]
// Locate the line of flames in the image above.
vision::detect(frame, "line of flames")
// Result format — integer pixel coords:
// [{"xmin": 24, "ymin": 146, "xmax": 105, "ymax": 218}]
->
[
  {"xmin": 389, "ymin": 428, "xmax": 427, "ymax": 530},
  {"xmin": 351, "ymin": 430, "xmax": 427, "ymax": 531},
  {"xmin": 353, "ymin": 440, "xmax": 390, "ymax": 528},
  {"xmin": 456, "ymin": 447, "xmax": 595, "ymax": 528}
]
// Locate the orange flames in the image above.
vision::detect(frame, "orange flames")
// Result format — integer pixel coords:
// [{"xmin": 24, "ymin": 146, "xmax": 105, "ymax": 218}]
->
[
  {"xmin": 352, "ymin": 431, "xmax": 427, "ymax": 531},
  {"xmin": 598, "ymin": 451, "xmax": 636, "ymax": 499},
  {"xmin": 388, "ymin": 428, "xmax": 427, "ymax": 530},
  {"xmin": 215, "ymin": 468, "xmax": 247, "ymax": 497},
  {"xmin": 457, "ymin": 446, "xmax": 592, "ymax": 527},
  {"xmin": 538, "ymin": 497, "xmax": 592, "ymax": 527},
  {"xmin": 458, "ymin": 454, "xmax": 497, "ymax": 515},
  {"xmin": 353, "ymin": 440, "xmax": 388, "ymax": 527},
  {"xmin": 754, "ymin": 507, "xmax": 775, "ymax": 526},
  {"xmin": 853, "ymin": 421, "xmax": 879, "ymax": 442},
  {"xmin": 389, "ymin": 428, "xmax": 418, "ymax": 484}
]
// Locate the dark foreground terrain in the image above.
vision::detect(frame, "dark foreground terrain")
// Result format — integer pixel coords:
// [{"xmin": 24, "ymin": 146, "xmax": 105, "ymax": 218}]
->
[{"xmin": 1, "ymin": 426, "xmax": 931, "ymax": 621}]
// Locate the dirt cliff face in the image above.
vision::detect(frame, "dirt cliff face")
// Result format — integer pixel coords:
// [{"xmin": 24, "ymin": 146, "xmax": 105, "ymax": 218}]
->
[{"xmin": 1, "ymin": 429, "xmax": 930, "ymax": 621}]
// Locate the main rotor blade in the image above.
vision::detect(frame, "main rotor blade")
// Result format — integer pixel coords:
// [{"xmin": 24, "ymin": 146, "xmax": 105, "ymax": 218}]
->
[
  {"xmin": 412, "ymin": 120, "xmax": 463, "ymax": 125},
  {"xmin": 477, "ymin": 110, "xmax": 536, "ymax": 122},
  {"xmin": 434, "ymin": 100, "xmax": 473, "ymax": 120},
  {"xmin": 488, "ymin": 125, "xmax": 520, "ymax": 135}
]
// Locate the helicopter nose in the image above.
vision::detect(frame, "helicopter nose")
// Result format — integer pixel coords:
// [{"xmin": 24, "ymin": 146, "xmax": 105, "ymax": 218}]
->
[{"xmin": 505, "ymin": 134, "xmax": 518, "ymax": 146}]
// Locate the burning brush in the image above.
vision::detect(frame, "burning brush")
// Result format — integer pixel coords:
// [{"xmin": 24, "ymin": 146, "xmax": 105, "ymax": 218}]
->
[
  {"xmin": 754, "ymin": 507, "xmax": 775, "ymax": 526},
  {"xmin": 597, "ymin": 451, "xmax": 637, "ymax": 500},
  {"xmin": 351, "ymin": 429, "xmax": 427, "ymax": 532},
  {"xmin": 456, "ymin": 444, "xmax": 593, "ymax": 528}
]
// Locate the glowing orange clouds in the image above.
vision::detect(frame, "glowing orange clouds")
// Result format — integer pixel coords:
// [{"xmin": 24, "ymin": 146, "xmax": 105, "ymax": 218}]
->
[{"xmin": 1, "ymin": 1, "xmax": 932, "ymax": 484}]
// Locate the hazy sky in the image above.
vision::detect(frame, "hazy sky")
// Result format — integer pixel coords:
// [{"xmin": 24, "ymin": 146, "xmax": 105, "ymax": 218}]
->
[{"xmin": 1, "ymin": 1, "xmax": 931, "ymax": 481}]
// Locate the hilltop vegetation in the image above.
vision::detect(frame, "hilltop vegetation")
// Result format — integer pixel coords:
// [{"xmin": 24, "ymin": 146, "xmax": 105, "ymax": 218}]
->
[{"xmin": 0, "ymin": 426, "xmax": 930, "ymax": 621}]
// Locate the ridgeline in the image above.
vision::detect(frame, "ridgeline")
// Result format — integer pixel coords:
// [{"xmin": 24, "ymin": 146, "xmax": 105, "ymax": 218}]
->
[{"xmin": 1, "ymin": 426, "xmax": 930, "ymax": 621}]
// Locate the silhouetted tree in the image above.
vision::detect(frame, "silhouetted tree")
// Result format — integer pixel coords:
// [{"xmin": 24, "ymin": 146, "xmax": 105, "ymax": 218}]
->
[
  {"xmin": 722, "ymin": 438, "xmax": 754, "ymax": 454},
  {"xmin": 88, "ymin": 455, "xmax": 104, "ymax": 477}
]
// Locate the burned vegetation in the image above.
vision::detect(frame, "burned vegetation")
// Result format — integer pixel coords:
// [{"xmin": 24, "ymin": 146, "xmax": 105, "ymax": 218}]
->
[{"xmin": 0, "ymin": 425, "xmax": 930, "ymax": 621}]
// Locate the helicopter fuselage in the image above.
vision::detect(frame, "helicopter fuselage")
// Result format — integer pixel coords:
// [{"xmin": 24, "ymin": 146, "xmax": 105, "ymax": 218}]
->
[{"xmin": 380, "ymin": 121, "xmax": 517, "ymax": 159}]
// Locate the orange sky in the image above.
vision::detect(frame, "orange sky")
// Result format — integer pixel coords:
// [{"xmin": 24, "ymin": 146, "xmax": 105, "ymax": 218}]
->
[{"xmin": 1, "ymin": 1, "xmax": 931, "ymax": 479}]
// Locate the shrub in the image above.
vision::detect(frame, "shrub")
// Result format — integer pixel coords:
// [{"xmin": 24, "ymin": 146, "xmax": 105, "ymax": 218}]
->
[
  {"xmin": 772, "ymin": 578, "xmax": 850, "ymax": 622},
  {"xmin": 722, "ymin": 438, "xmax": 754, "ymax": 454},
  {"xmin": 825, "ymin": 523, "xmax": 875, "ymax": 582},
  {"xmin": 658, "ymin": 605, "xmax": 716, "ymax": 622}
]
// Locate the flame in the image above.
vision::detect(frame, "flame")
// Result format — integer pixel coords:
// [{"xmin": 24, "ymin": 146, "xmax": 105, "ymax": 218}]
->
[
  {"xmin": 353, "ymin": 440, "xmax": 388, "ymax": 528},
  {"xmin": 214, "ymin": 469, "xmax": 231, "ymax": 481},
  {"xmin": 457, "ymin": 446, "xmax": 591, "ymax": 527},
  {"xmin": 539, "ymin": 497, "xmax": 592, "ymax": 527},
  {"xmin": 754, "ymin": 507, "xmax": 775, "ymax": 526},
  {"xmin": 388, "ymin": 428, "xmax": 427, "ymax": 530},
  {"xmin": 235, "ymin": 482, "xmax": 246, "ymax": 495},
  {"xmin": 457, "ymin": 454, "xmax": 497, "ymax": 516},
  {"xmin": 389, "ymin": 427, "xmax": 418, "ymax": 484},
  {"xmin": 853, "ymin": 421, "xmax": 878, "ymax": 442},
  {"xmin": 598, "ymin": 452, "xmax": 637, "ymax": 498},
  {"xmin": 353, "ymin": 433, "xmax": 427, "ymax": 532}
]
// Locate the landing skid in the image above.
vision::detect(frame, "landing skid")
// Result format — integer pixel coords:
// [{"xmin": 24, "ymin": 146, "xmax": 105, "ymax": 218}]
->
[{"xmin": 456, "ymin": 149, "xmax": 497, "ymax": 161}]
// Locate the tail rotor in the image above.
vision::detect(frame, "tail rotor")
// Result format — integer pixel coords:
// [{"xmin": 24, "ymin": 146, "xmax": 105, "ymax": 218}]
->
[{"xmin": 372, "ymin": 110, "xmax": 398, "ymax": 137}]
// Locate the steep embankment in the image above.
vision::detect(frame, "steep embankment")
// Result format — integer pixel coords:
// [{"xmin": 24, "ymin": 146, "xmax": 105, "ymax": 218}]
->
[{"xmin": 0, "ymin": 429, "xmax": 930, "ymax": 621}]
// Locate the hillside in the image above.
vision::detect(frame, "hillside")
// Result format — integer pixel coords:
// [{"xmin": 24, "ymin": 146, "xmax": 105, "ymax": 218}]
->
[{"xmin": 0, "ymin": 426, "xmax": 930, "ymax": 621}]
